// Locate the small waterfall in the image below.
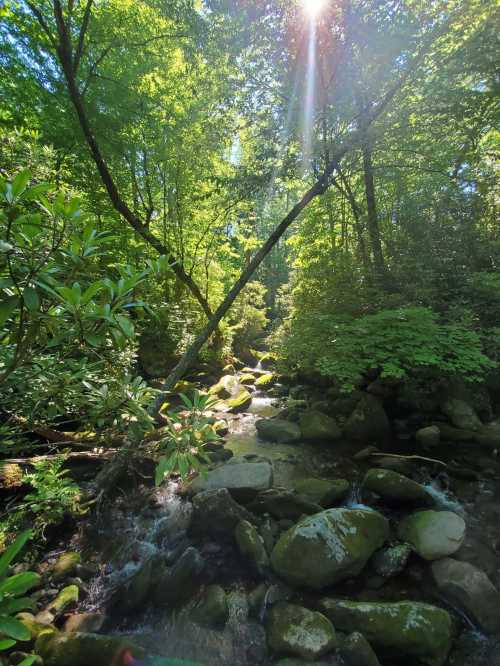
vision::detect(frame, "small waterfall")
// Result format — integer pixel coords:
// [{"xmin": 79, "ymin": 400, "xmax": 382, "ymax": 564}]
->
[{"xmin": 422, "ymin": 478, "xmax": 465, "ymax": 515}]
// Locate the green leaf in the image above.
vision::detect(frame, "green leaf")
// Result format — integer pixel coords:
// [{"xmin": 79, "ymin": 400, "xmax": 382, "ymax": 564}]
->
[
  {"xmin": 18, "ymin": 656, "xmax": 37, "ymax": 666},
  {"xmin": 116, "ymin": 314, "xmax": 134, "ymax": 338},
  {"xmin": 0, "ymin": 597, "xmax": 35, "ymax": 615},
  {"xmin": 0, "ymin": 572, "xmax": 40, "ymax": 597},
  {"xmin": 23, "ymin": 183, "xmax": 51, "ymax": 201},
  {"xmin": 0, "ymin": 296, "xmax": 18, "ymax": 327},
  {"xmin": 11, "ymin": 170, "xmax": 31, "ymax": 201},
  {"xmin": 0, "ymin": 530, "xmax": 31, "ymax": 579},
  {"xmin": 0, "ymin": 638, "xmax": 16, "ymax": 651},
  {"xmin": 0, "ymin": 615, "xmax": 31, "ymax": 641},
  {"xmin": 23, "ymin": 287, "xmax": 40, "ymax": 312}
]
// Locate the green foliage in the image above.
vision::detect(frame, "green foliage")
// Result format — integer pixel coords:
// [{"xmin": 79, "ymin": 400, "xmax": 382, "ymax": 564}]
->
[
  {"xmin": 0, "ymin": 530, "xmax": 39, "ymax": 660},
  {"xmin": 228, "ymin": 281, "xmax": 269, "ymax": 355},
  {"xmin": 23, "ymin": 458, "xmax": 81, "ymax": 534},
  {"xmin": 278, "ymin": 307, "xmax": 495, "ymax": 391},
  {"xmin": 155, "ymin": 391, "xmax": 221, "ymax": 485}
]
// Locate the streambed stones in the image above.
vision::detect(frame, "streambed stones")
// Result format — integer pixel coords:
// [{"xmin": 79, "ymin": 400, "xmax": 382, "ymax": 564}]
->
[
  {"xmin": 267, "ymin": 602, "xmax": 336, "ymax": 660},
  {"xmin": 363, "ymin": 468, "xmax": 433, "ymax": 506},
  {"xmin": 270, "ymin": 508, "xmax": 389, "ymax": 589},
  {"xmin": 398, "ymin": 510, "xmax": 466, "ymax": 561},
  {"xmin": 318, "ymin": 599, "xmax": 453, "ymax": 666}
]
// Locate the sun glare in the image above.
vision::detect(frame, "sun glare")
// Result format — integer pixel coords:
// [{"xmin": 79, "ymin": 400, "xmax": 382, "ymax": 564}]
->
[{"xmin": 302, "ymin": 0, "xmax": 327, "ymax": 18}]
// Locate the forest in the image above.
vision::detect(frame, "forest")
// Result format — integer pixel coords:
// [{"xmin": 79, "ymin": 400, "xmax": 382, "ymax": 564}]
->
[{"xmin": 0, "ymin": 0, "xmax": 498, "ymax": 665}]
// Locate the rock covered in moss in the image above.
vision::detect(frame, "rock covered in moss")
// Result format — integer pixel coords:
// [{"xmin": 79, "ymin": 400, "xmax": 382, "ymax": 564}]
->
[
  {"xmin": 191, "ymin": 488, "xmax": 255, "ymax": 536},
  {"xmin": 318, "ymin": 599, "xmax": 453, "ymax": 666},
  {"xmin": 209, "ymin": 374, "xmax": 241, "ymax": 398},
  {"xmin": 63, "ymin": 613, "xmax": 106, "ymax": 634},
  {"xmin": 255, "ymin": 372, "xmax": 276, "ymax": 387},
  {"xmin": 235, "ymin": 520, "xmax": 270, "ymax": 574},
  {"xmin": 344, "ymin": 395, "xmax": 390, "ymax": 443},
  {"xmin": 153, "ymin": 547, "xmax": 205, "ymax": 607},
  {"xmin": 299, "ymin": 411, "xmax": 341, "ymax": 442},
  {"xmin": 267, "ymin": 602, "xmax": 336, "ymax": 661},
  {"xmin": 293, "ymin": 478, "xmax": 350, "ymax": 507},
  {"xmin": 416, "ymin": 426, "xmax": 441, "ymax": 448},
  {"xmin": 441, "ymin": 397, "xmax": 482, "ymax": 431},
  {"xmin": 431, "ymin": 558, "xmax": 500, "ymax": 634},
  {"xmin": 363, "ymin": 469, "xmax": 433, "ymax": 506},
  {"xmin": 398, "ymin": 510, "xmax": 466, "ymax": 561},
  {"xmin": 108, "ymin": 559, "xmax": 152, "ymax": 614},
  {"xmin": 256, "ymin": 418, "xmax": 301, "ymax": 443},
  {"xmin": 52, "ymin": 552, "xmax": 81, "ymax": 582},
  {"xmin": 36, "ymin": 631, "xmax": 146, "ymax": 666},
  {"xmin": 47, "ymin": 585, "xmax": 79, "ymax": 616},
  {"xmin": 340, "ymin": 631, "xmax": 381, "ymax": 666},
  {"xmin": 370, "ymin": 543, "xmax": 412, "ymax": 578},
  {"xmin": 191, "ymin": 584, "xmax": 229, "ymax": 628},
  {"xmin": 225, "ymin": 387, "xmax": 252, "ymax": 413},
  {"xmin": 270, "ymin": 508, "xmax": 389, "ymax": 590},
  {"xmin": 248, "ymin": 489, "xmax": 322, "ymax": 520}
]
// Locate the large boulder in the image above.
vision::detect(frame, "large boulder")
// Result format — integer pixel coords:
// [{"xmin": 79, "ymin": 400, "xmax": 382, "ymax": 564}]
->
[
  {"xmin": 225, "ymin": 386, "xmax": 252, "ymax": 413},
  {"xmin": 270, "ymin": 508, "xmax": 389, "ymax": 590},
  {"xmin": 187, "ymin": 455, "xmax": 273, "ymax": 501},
  {"xmin": 299, "ymin": 411, "xmax": 341, "ymax": 442},
  {"xmin": 235, "ymin": 520, "xmax": 270, "ymax": 575},
  {"xmin": 267, "ymin": 602, "xmax": 336, "ymax": 661},
  {"xmin": 363, "ymin": 469, "xmax": 433, "ymax": 506},
  {"xmin": 344, "ymin": 395, "xmax": 390, "ymax": 443},
  {"xmin": 340, "ymin": 632, "xmax": 381, "ymax": 666},
  {"xmin": 248, "ymin": 489, "xmax": 322, "ymax": 521},
  {"xmin": 51, "ymin": 552, "xmax": 81, "ymax": 582},
  {"xmin": 153, "ymin": 547, "xmax": 205, "ymax": 607},
  {"xmin": 36, "ymin": 632, "xmax": 147, "ymax": 666},
  {"xmin": 191, "ymin": 488, "xmax": 255, "ymax": 537},
  {"xmin": 398, "ymin": 510, "xmax": 466, "ymax": 561},
  {"xmin": 256, "ymin": 418, "xmax": 301, "ymax": 443},
  {"xmin": 293, "ymin": 478, "xmax": 350, "ymax": 507},
  {"xmin": 108, "ymin": 559, "xmax": 153, "ymax": 614},
  {"xmin": 209, "ymin": 374, "xmax": 241, "ymax": 398},
  {"xmin": 441, "ymin": 397, "xmax": 482, "ymax": 431},
  {"xmin": 318, "ymin": 599, "xmax": 453, "ymax": 666},
  {"xmin": 431, "ymin": 558, "xmax": 500, "ymax": 634},
  {"xmin": 416, "ymin": 426, "xmax": 441, "ymax": 448},
  {"xmin": 191, "ymin": 584, "xmax": 229, "ymax": 628}
]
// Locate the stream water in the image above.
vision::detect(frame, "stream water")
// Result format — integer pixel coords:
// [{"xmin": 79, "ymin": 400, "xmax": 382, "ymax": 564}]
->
[{"xmin": 76, "ymin": 377, "xmax": 500, "ymax": 665}]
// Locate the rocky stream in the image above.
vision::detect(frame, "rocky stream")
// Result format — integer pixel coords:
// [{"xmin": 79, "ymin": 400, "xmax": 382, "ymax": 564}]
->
[{"xmin": 26, "ymin": 362, "xmax": 500, "ymax": 666}]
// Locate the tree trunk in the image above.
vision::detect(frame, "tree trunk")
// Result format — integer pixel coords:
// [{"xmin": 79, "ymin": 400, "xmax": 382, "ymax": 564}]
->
[{"xmin": 361, "ymin": 132, "xmax": 388, "ymax": 286}]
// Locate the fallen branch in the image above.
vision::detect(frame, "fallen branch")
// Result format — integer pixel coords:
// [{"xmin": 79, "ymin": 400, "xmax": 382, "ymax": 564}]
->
[
  {"xmin": 369, "ymin": 452, "xmax": 447, "ymax": 468},
  {"xmin": 1, "ymin": 450, "xmax": 118, "ymax": 466}
]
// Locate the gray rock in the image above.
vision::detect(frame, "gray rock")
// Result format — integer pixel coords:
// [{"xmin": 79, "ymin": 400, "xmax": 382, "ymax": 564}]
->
[
  {"xmin": 441, "ymin": 398, "xmax": 482, "ymax": 431},
  {"xmin": 256, "ymin": 418, "xmax": 301, "ymax": 443},
  {"xmin": 267, "ymin": 602, "xmax": 336, "ymax": 661},
  {"xmin": 299, "ymin": 411, "xmax": 341, "ymax": 441},
  {"xmin": 187, "ymin": 455, "xmax": 273, "ymax": 501},
  {"xmin": 363, "ymin": 468, "xmax": 433, "ymax": 505},
  {"xmin": 191, "ymin": 488, "xmax": 256, "ymax": 537},
  {"xmin": 248, "ymin": 489, "xmax": 322, "ymax": 520},
  {"xmin": 431, "ymin": 558, "xmax": 500, "ymax": 634},
  {"xmin": 293, "ymin": 478, "xmax": 350, "ymax": 507},
  {"xmin": 318, "ymin": 599, "xmax": 453, "ymax": 666},
  {"xmin": 398, "ymin": 510, "xmax": 466, "ymax": 561},
  {"xmin": 344, "ymin": 395, "xmax": 390, "ymax": 443},
  {"xmin": 370, "ymin": 543, "xmax": 412, "ymax": 578},
  {"xmin": 235, "ymin": 520, "xmax": 269, "ymax": 575},
  {"xmin": 36, "ymin": 632, "xmax": 147, "ymax": 666},
  {"xmin": 416, "ymin": 426, "xmax": 441, "ymax": 448},
  {"xmin": 271, "ymin": 508, "xmax": 389, "ymax": 590},
  {"xmin": 341, "ymin": 632, "xmax": 381, "ymax": 666},
  {"xmin": 108, "ymin": 559, "xmax": 152, "ymax": 614},
  {"xmin": 153, "ymin": 547, "xmax": 205, "ymax": 607},
  {"xmin": 191, "ymin": 584, "xmax": 228, "ymax": 628}
]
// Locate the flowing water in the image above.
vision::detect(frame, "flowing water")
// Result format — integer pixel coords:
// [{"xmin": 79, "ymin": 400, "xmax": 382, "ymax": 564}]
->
[{"xmin": 77, "ymin": 379, "xmax": 500, "ymax": 665}]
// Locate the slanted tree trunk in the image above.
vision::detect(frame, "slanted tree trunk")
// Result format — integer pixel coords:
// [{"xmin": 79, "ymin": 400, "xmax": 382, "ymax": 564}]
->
[{"xmin": 30, "ymin": 1, "xmax": 214, "ymax": 321}]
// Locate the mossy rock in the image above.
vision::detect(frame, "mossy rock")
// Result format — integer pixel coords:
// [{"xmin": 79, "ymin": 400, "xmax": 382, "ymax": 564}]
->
[
  {"xmin": 293, "ymin": 478, "xmax": 350, "ymax": 507},
  {"xmin": 318, "ymin": 599, "xmax": 453, "ymax": 666},
  {"xmin": 209, "ymin": 374, "xmax": 241, "ymax": 398},
  {"xmin": 235, "ymin": 519, "xmax": 269, "ymax": 574},
  {"xmin": 36, "ymin": 631, "xmax": 146, "ymax": 666},
  {"xmin": 397, "ymin": 510, "xmax": 466, "ymax": 561},
  {"xmin": 363, "ymin": 469, "xmax": 433, "ymax": 506},
  {"xmin": 225, "ymin": 387, "xmax": 252, "ymax": 413},
  {"xmin": 255, "ymin": 372, "xmax": 275, "ymax": 387},
  {"xmin": 16, "ymin": 612, "xmax": 52, "ymax": 639},
  {"xmin": 52, "ymin": 552, "xmax": 81, "ymax": 582},
  {"xmin": 271, "ymin": 508, "xmax": 389, "ymax": 590},
  {"xmin": 267, "ymin": 602, "xmax": 336, "ymax": 661},
  {"xmin": 299, "ymin": 411, "xmax": 341, "ymax": 441},
  {"xmin": 47, "ymin": 585, "xmax": 79, "ymax": 616},
  {"xmin": 240, "ymin": 373, "xmax": 256, "ymax": 385},
  {"xmin": 370, "ymin": 542, "xmax": 412, "ymax": 578},
  {"xmin": 191, "ymin": 585, "xmax": 228, "ymax": 628},
  {"xmin": 256, "ymin": 418, "xmax": 301, "ymax": 443}
]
